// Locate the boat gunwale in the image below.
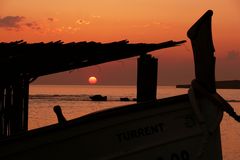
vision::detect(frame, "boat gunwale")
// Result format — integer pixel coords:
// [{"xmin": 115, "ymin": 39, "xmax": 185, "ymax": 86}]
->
[{"xmin": 0, "ymin": 94, "xmax": 189, "ymax": 144}]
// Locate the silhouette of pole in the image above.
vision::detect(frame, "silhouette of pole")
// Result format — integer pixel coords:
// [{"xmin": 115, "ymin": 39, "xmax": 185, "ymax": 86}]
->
[
  {"xmin": 53, "ymin": 105, "xmax": 66, "ymax": 124},
  {"xmin": 0, "ymin": 77, "xmax": 29, "ymax": 137},
  {"xmin": 137, "ymin": 54, "xmax": 158, "ymax": 102}
]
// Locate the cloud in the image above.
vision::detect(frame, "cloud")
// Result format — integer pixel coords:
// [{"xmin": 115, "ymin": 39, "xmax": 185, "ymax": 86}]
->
[
  {"xmin": 226, "ymin": 50, "xmax": 240, "ymax": 60},
  {"xmin": 76, "ymin": 19, "xmax": 90, "ymax": 25},
  {"xmin": 0, "ymin": 16, "xmax": 25, "ymax": 28},
  {"xmin": 47, "ymin": 17, "xmax": 58, "ymax": 22},
  {"xmin": 25, "ymin": 22, "xmax": 41, "ymax": 30},
  {"xmin": 0, "ymin": 16, "xmax": 42, "ymax": 31},
  {"xmin": 48, "ymin": 18, "xmax": 54, "ymax": 22}
]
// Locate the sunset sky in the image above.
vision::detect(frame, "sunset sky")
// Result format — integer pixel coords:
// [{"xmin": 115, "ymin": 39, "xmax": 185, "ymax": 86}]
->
[{"xmin": 1, "ymin": 1, "xmax": 240, "ymax": 85}]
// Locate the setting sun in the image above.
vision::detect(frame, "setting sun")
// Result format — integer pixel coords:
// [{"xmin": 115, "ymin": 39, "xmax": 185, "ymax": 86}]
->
[{"xmin": 88, "ymin": 76, "xmax": 97, "ymax": 85}]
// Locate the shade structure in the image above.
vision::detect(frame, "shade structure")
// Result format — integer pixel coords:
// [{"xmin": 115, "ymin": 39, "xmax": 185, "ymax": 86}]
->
[
  {"xmin": 0, "ymin": 39, "xmax": 185, "ymax": 136},
  {"xmin": 0, "ymin": 40, "xmax": 185, "ymax": 82}
]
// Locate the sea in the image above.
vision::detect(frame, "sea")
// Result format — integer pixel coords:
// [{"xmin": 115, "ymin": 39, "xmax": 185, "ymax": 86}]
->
[{"xmin": 29, "ymin": 85, "xmax": 240, "ymax": 160}]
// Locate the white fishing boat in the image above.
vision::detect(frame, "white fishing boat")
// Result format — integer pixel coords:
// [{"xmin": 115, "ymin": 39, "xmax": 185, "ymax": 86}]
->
[{"xmin": 0, "ymin": 10, "xmax": 239, "ymax": 160}]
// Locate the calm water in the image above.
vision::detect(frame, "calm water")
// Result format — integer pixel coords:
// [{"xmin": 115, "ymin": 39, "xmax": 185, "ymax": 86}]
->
[{"xmin": 29, "ymin": 85, "xmax": 240, "ymax": 160}]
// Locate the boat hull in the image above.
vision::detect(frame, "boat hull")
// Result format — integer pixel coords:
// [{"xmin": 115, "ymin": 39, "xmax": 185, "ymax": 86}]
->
[{"xmin": 0, "ymin": 94, "xmax": 223, "ymax": 160}]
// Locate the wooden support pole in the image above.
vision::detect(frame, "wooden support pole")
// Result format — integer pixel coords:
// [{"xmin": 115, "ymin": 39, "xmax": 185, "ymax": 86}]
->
[
  {"xmin": 11, "ymin": 81, "xmax": 21, "ymax": 134},
  {"xmin": 137, "ymin": 54, "xmax": 158, "ymax": 102},
  {"xmin": 10, "ymin": 77, "xmax": 29, "ymax": 135},
  {"xmin": 4, "ymin": 85, "xmax": 12, "ymax": 136},
  {"xmin": 0, "ymin": 77, "xmax": 29, "ymax": 137},
  {"xmin": 22, "ymin": 78, "xmax": 29, "ymax": 131},
  {"xmin": 11, "ymin": 78, "xmax": 24, "ymax": 134},
  {"xmin": 0, "ymin": 87, "xmax": 4, "ymax": 137}
]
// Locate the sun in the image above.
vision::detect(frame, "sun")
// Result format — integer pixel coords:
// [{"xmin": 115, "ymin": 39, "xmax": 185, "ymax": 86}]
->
[{"xmin": 88, "ymin": 76, "xmax": 97, "ymax": 85}]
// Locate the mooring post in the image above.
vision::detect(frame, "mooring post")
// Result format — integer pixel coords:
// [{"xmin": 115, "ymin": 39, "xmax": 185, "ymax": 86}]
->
[{"xmin": 137, "ymin": 54, "xmax": 158, "ymax": 102}]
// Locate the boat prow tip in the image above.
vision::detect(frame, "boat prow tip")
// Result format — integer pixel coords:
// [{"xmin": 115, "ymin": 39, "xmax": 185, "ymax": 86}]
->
[{"xmin": 187, "ymin": 10, "xmax": 214, "ymax": 40}]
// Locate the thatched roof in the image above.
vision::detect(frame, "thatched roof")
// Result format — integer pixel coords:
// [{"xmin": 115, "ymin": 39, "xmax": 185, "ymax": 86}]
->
[{"xmin": 0, "ymin": 40, "xmax": 185, "ymax": 80}]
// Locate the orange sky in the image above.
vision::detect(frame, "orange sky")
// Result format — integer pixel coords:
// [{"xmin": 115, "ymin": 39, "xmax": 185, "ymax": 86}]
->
[{"xmin": 1, "ymin": 1, "xmax": 240, "ymax": 85}]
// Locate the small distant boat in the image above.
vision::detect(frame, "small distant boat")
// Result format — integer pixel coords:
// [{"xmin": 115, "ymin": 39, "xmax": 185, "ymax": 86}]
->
[
  {"xmin": 120, "ymin": 97, "xmax": 130, "ymax": 101},
  {"xmin": 90, "ymin": 94, "xmax": 107, "ymax": 101}
]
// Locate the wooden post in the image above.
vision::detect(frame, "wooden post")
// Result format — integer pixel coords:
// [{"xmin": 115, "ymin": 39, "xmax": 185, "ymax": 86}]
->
[
  {"xmin": 137, "ymin": 54, "xmax": 158, "ymax": 102},
  {"xmin": 22, "ymin": 78, "xmax": 29, "ymax": 131},
  {"xmin": 4, "ymin": 85, "xmax": 12, "ymax": 136},
  {"xmin": 0, "ymin": 77, "xmax": 29, "ymax": 137},
  {"xmin": 0, "ymin": 86, "xmax": 4, "ymax": 137},
  {"xmin": 11, "ymin": 78, "xmax": 24, "ymax": 134},
  {"xmin": 10, "ymin": 77, "xmax": 29, "ymax": 134}
]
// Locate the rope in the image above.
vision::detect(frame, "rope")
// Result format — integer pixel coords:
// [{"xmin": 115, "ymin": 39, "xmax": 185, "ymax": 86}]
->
[
  {"xmin": 188, "ymin": 80, "xmax": 230, "ymax": 159},
  {"xmin": 191, "ymin": 80, "xmax": 240, "ymax": 122}
]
